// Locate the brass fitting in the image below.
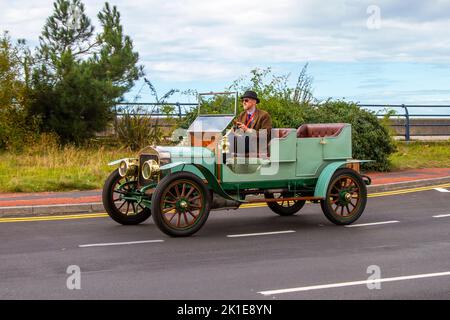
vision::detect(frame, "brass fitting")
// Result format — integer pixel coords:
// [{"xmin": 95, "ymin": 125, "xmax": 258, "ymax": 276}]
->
[
  {"xmin": 118, "ymin": 158, "xmax": 139, "ymax": 177},
  {"xmin": 142, "ymin": 159, "xmax": 160, "ymax": 180},
  {"xmin": 220, "ymin": 135, "xmax": 230, "ymax": 153}
]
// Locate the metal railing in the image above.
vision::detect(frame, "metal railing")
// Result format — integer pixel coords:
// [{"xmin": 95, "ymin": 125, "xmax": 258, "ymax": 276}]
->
[
  {"xmin": 359, "ymin": 104, "xmax": 450, "ymax": 141},
  {"xmin": 114, "ymin": 102, "xmax": 197, "ymax": 118}
]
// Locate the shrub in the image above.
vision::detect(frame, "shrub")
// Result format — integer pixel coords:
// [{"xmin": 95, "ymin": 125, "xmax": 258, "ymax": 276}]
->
[
  {"xmin": 114, "ymin": 106, "xmax": 162, "ymax": 151},
  {"xmin": 114, "ymin": 79, "xmax": 179, "ymax": 151},
  {"xmin": 0, "ymin": 32, "xmax": 40, "ymax": 152}
]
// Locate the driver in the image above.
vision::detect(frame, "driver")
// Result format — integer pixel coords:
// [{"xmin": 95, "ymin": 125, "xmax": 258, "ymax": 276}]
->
[
  {"xmin": 235, "ymin": 90, "xmax": 272, "ymax": 135},
  {"xmin": 234, "ymin": 90, "xmax": 272, "ymax": 157}
]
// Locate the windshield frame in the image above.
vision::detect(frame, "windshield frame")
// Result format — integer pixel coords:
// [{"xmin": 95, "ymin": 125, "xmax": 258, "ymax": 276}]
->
[{"xmin": 197, "ymin": 91, "xmax": 238, "ymax": 116}]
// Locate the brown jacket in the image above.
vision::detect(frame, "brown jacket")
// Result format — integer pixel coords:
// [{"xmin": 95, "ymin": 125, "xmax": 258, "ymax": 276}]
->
[
  {"xmin": 237, "ymin": 108, "xmax": 272, "ymax": 134},
  {"xmin": 236, "ymin": 108, "xmax": 272, "ymax": 156}
]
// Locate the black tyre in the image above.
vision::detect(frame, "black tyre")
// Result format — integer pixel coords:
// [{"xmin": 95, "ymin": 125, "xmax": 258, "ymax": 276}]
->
[
  {"xmin": 151, "ymin": 172, "xmax": 211, "ymax": 237},
  {"xmin": 264, "ymin": 191, "xmax": 306, "ymax": 216},
  {"xmin": 102, "ymin": 169, "xmax": 152, "ymax": 225},
  {"xmin": 320, "ymin": 168, "xmax": 367, "ymax": 225}
]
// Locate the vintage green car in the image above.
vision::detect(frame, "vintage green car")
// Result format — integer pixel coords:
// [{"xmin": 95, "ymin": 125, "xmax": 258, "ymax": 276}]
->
[{"xmin": 103, "ymin": 92, "xmax": 371, "ymax": 237}]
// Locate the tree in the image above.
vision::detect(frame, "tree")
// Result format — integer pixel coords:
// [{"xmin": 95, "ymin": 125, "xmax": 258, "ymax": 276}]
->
[
  {"xmin": 94, "ymin": 3, "xmax": 143, "ymax": 97},
  {"xmin": 38, "ymin": 0, "xmax": 95, "ymax": 63},
  {"xmin": 0, "ymin": 32, "xmax": 38, "ymax": 151},
  {"xmin": 29, "ymin": 0, "xmax": 143, "ymax": 144}
]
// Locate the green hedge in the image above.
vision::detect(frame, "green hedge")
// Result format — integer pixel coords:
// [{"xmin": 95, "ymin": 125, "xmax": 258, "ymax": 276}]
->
[{"xmin": 302, "ymin": 100, "xmax": 397, "ymax": 171}]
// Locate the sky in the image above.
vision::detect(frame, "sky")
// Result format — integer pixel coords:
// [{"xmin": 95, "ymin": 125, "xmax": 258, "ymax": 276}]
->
[{"xmin": 1, "ymin": 0, "xmax": 450, "ymax": 114}]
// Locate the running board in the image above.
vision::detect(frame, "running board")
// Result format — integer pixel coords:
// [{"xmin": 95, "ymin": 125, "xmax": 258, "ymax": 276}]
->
[{"xmin": 247, "ymin": 196, "xmax": 324, "ymax": 203}]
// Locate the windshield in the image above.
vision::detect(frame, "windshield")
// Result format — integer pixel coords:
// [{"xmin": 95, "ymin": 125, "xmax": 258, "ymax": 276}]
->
[
  {"xmin": 187, "ymin": 115, "xmax": 235, "ymax": 133},
  {"xmin": 198, "ymin": 92, "xmax": 237, "ymax": 116}
]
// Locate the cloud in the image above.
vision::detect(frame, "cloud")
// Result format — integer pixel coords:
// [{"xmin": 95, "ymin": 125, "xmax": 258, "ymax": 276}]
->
[
  {"xmin": 339, "ymin": 88, "xmax": 450, "ymax": 105},
  {"xmin": 124, "ymin": 0, "xmax": 450, "ymax": 81},
  {"xmin": 148, "ymin": 61, "xmax": 241, "ymax": 82},
  {"xmin": 1, "ymin": 0, "xmax": 450, "ymax": 90},
  {"xmin": 357, "ymin": 78, "xmax": 400, "ymax": 89}
]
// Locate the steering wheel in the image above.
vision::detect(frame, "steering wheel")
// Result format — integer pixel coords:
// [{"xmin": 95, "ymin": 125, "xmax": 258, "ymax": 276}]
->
[{"xmin": 231, "ymin": 120, "xmax": 244, "ymax": 137}]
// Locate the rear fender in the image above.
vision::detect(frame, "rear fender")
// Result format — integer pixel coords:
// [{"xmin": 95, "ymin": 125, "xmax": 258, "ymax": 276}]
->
[{"xmin": 314, "ymin": 160, "xmax": 372, "ymax": 198}]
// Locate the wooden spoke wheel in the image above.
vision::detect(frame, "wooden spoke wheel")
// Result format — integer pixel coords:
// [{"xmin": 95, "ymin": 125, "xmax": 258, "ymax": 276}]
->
[
  {"xmin": 102, "ymin": 169, "xmax": 152, "ymax": 225},
  {"xmin": 152, "ymin": 172, "xmax": 211, "ymax": 237},
  {"xmin": 264, "ymin": 191, "xmax": 306, "ymax": 216},
  {"xmin": 320, "ymin": 168, "xmax": 367, "ymax": 225}
]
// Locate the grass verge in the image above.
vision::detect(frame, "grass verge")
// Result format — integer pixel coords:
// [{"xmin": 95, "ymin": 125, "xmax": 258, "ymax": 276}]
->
[
  {"xmin": 0, "ymin": 140, "xmax": 449, "ymax": 193},
  {"xmin": 389, "ymin": 141, "xmax": 450, "ymax": 170},
  {"xmin": 0, "ymin": 141, "xmax": 133, "ymax": 193}
]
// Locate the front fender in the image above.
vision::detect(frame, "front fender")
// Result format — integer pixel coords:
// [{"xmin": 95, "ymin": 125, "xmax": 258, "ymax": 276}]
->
[{"xmin": 160, "ymin": 162, "xmax": 244, "ymax": 203}]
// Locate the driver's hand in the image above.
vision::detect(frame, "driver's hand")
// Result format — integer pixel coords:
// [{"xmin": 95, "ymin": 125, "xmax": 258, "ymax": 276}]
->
[{"xmin": 235, "ymin": 121, "xmax": 248, "ymax": 132}]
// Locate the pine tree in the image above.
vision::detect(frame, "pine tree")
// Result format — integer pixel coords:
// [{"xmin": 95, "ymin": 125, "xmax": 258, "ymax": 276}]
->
[
  {"xmin": 30, "ymin": 0, "xmax": 143, "ymax": 144},
  {"xmin": 95, "ymin": 3, "xmax": 143, "ymax": 97},
  {"xmin": 38, "ymin": 0, "xmax": 95, "ymax": 62}
]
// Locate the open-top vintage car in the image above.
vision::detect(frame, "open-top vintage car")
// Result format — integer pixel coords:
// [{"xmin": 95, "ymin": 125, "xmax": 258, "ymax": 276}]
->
[{"xmin": 103, "ymin": 92, "xmax": 372, "ymax": 237}]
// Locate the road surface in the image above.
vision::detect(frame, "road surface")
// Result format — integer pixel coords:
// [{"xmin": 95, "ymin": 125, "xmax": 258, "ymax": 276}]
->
[{"xmin": 0, "ymin": 187, "xmax": 449, "ymax": 300}]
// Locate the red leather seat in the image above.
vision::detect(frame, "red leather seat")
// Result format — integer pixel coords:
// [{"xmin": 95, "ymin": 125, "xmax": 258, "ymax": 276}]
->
[
  {"xmin": 273, "ymin": 128, "xmax": 294, "ymax": 139},
  {"xmin": 297, "ymin": 124, "xmax": 346, "ymax": 138}
]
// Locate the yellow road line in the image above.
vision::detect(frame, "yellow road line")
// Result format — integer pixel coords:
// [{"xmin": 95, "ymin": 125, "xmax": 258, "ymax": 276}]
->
[
  {"xmin": 240, "ymin": 203, "xmax": 268, "ymax": 208},
  {"xmin": 0, "ymin": 213, "xmax": 108, "ymax": 223},
  {"xmin": 369, "ymin": 182, "xmax": 450, "ymax": 198},
  {"xmin": 0, "ymin": 182, "xmax": 448, "ymax": 223}
]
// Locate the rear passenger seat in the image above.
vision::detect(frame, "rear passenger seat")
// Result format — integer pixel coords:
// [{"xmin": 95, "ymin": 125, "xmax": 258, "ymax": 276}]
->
[
  {"xmin": 272, "ymin": 128, "xmax": 295, "ymax": 139},
  {"xmin": 297, "ymin": 124, "xmax": 346, "ymax": 138}
]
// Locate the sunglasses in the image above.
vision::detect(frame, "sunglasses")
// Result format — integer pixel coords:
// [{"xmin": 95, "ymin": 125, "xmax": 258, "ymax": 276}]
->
[{"xmin": 242, "ymin": 99, "xmax": 252, "ymax": 103}]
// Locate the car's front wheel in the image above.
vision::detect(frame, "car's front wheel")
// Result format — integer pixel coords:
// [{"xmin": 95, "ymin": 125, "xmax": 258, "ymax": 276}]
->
[
  {"xmin": 151, "ymin": 172, "xmax": 211, "ymax": 237},
  {"xmin": 102, "ymin": 169, "xmax": 152, "ymax": 225}
]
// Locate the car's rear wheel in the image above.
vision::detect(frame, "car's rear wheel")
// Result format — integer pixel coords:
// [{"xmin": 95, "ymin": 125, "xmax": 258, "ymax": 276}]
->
[
  {"xmin": 102, "ymin": 169, "xmax": 152, "ymax": 225},
  {"xmin": 151, "ymin": 172, "xmax": 211, "ymax": 237},
  {"xmin": 264, "ymin": 191, "xmax": 306, "ymax": 216},
  {"xmin": 320, "ymin": 168, "xmax": 367, "ymax": 225}
]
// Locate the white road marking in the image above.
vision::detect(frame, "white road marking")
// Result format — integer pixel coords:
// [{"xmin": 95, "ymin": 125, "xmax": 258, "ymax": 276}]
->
[
  {"xmin": 434, "ymin": 188, "xmax": 450, "ymax": 193},
  {"xmin": 344, "ymin": 220, "xmax": 400, "ymax": 228},
  {"xmin": 259, "ymin": 271, "xmax": 450, "ymax": 296},
  {"xmin": 79, "ymin": 240, "xmax": 164, "ymax": 248},
  {"xmin": 227, "ymin": 230, "xmax": 296, "ymax": 238},
  {"xmin": 433, "ymin": 214, "xmax": 450, "ymax": 218}
]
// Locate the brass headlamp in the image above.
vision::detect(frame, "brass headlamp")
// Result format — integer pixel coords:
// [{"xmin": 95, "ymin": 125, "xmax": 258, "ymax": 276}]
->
[
  {"xmin": 142, "ymin": 159, "xmax": 160, "ymax": 180},
  {"xmin": 118, "ymin": 158, "xmax": 139, "ymax": 177}
]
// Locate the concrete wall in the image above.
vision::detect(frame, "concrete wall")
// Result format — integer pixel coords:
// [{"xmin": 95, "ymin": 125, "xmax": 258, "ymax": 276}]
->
[{"xmin": 387, "ymin": 118, "xmax": 450, "ymax": 138}]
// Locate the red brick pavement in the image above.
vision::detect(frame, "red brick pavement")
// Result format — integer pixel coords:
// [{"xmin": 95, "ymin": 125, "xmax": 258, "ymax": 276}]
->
[
  {"xmin": 367, "ymin": 168, "xmax": 450, "ymax": 185},
  {"xmin": 1, "ymin": 168, "xmax": 450, "ymax": 207}
]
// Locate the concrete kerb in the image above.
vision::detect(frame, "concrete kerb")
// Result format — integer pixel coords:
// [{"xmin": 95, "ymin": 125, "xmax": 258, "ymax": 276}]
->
[
  {"xmin": 1, "ymin": 176, "xmax": 450, "ymax": 218},
  {"xmin": 366, "ymin": 175, "xmax": 450, "ymax": 193},
  {"xmin": 0, "ymin": 203, "xmax": 105, "ymax": 218}
]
